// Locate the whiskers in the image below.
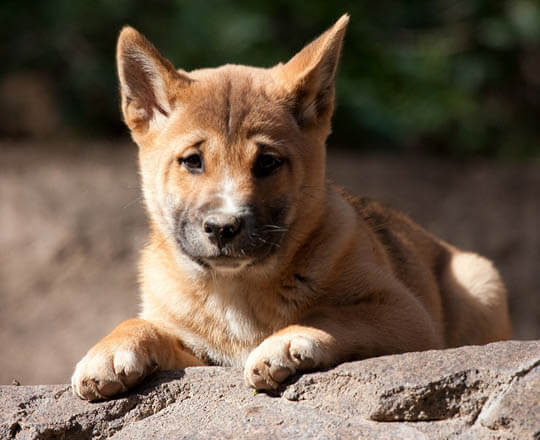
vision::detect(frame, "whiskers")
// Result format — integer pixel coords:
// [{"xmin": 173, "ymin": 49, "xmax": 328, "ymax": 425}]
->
[
  {"xmin": 122, "ymin": 195, "xmax": 144, "ymax": 210},
  {"xmin": 264, "ymin": 223, "xmax": 309, "ymax": 247},
  {"xmin": 262, "ymin": 224, "xmax": 289, "ymax": 234},
  {"xmin": 249, "ymin": 232, "xmax": 281, "ymax": 249}
]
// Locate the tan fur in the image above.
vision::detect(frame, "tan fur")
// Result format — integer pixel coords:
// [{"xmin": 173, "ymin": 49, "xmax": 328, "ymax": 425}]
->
[{"xmin": 72, "ymin": 15, "xmax": 511, "ymax": 400}]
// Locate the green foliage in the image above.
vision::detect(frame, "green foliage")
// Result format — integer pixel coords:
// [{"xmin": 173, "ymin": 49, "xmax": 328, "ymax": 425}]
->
[{"xmin": 3, "ymin": 0, "xmax": 540, "ymax": 157}]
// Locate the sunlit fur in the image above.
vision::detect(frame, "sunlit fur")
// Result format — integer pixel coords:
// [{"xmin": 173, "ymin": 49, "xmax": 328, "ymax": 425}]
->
[{"xmin": 72, "ymin": 15, "xmax": 511, "ymax": 400}]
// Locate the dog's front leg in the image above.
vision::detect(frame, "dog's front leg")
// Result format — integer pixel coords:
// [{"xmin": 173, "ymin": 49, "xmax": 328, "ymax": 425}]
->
[
  {"xmin": 244, "ymin": 298, "xmax": 443, "ymax": 390},
  {"xmin": 72, "ymin": 318, "xmax": 203, "ymax": 400}
]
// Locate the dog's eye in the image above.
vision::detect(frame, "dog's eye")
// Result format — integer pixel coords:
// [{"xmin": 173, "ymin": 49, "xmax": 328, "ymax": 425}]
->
[
  {"xmin": 253, "ymin": 153, "xmax": 283, "ymax": 178},
  {"xmin": 179, "ymin": 153, "xmax": 203, "ymax": 173}
]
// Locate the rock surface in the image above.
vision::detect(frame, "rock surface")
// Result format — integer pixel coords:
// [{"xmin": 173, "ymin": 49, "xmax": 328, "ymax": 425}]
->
[{"xmin": 1, "ymin": 341, "xmax": 538, "ymax": 439}]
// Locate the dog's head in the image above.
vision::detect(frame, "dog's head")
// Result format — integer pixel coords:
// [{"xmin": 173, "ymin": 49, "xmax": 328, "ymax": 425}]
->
[{"xmin": 117, "ymin": 15, "xmax": 349, "ymax": 276}]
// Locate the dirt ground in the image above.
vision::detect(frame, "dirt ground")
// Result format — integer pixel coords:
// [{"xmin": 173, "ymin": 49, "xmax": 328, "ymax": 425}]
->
[{"xmin": 1, "ymin": 140, "xmax": 538, "ymax": 385}]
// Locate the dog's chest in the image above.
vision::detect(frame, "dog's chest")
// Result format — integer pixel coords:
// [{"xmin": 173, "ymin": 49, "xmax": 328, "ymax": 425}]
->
[
  {"xmin": 184, "ymin": 282, "xmax": 276, "ymax": 366},
  {"xmin": 207, "ymin": 294, "xmax": 262, "ymax": 342}
]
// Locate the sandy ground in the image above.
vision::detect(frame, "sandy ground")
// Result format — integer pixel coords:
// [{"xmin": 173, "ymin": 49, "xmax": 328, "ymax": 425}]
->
[{"xmin": 1, "ymin": 140, "xmax": 538, "ymax": 385}]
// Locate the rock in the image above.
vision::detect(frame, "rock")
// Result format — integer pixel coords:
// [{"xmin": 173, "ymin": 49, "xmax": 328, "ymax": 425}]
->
[{"xmin": 1, "ymin": 341, "xmax": 538, "ymax": 439}]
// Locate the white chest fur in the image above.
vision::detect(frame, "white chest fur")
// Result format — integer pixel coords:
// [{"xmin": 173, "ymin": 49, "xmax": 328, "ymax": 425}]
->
[{"xmin": 205, "ymin": 282, "xmax": 267, "ymax": 342}]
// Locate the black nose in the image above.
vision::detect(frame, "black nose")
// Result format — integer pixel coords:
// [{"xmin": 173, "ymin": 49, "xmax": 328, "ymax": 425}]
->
[{"xmin": 203, "ymin": 214, "xmax": 243, "ymax": 246}]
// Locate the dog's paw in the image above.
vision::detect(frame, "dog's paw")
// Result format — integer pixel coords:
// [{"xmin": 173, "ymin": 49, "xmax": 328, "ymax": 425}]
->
[
  {"xmin": 71, "ymin": 343, "xmax": 157, "ymax": 401},
  {"xmin": 244, "ymin": 334, "xmax": 322, "ymax": 390}
]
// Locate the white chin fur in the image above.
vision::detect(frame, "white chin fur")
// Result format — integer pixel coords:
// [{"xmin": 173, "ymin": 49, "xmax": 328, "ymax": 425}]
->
[{"xmin": 207, "ymin": 259, "xmax": 252, "ymax": 275}]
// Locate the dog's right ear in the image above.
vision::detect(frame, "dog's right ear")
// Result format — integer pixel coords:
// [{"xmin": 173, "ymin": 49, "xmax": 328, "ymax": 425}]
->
[
  {"xmin": 116, "ymin": 27, "xmax": 191, "ymax": 134},
  {"xmin": 274, "ymin": 15, "xmax": 349, "ymax": 130}
]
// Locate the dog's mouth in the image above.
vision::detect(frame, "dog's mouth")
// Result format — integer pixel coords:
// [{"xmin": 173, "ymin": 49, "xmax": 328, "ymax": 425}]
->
[
  {"xmin": 177, "ymin": 232, "xmax": 284, "ymax": 274},
  {"xmin": 203, "ymin": 256, "xmax": 253, "ymax": 273},
  {"xmin": 174, "ymin": 202, "xmax": 290, "ymax": 273}
]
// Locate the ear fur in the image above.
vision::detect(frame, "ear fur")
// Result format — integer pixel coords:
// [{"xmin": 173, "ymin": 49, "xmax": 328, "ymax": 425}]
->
[
  {"xmin": 116, "ymin": 27, "xmax": 191, "ymax": 133},
  {"xmin": 276, "ymin": 14, "xmax": 349, "ymax": 128}
]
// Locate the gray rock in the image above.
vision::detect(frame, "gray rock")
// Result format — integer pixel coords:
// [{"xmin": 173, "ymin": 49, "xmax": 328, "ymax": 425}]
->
[{"xmin": 1, "ymin": 341, "xmax": 538, "ymax": 439}]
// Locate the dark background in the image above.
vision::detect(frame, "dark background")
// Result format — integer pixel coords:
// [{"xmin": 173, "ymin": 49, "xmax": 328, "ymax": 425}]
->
[
  {"xmin": 1, "ymin": 1, "xmax": 539, "ymax": 385},
  {"xmin": 3, "ymin": 0, "xmax": 540, "ymax": 157}
]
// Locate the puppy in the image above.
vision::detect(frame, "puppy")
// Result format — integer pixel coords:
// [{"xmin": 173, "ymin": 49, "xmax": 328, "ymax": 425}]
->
[{"xmin": 72, "ymin": 14, "xmax": 511, "ymax": 400}]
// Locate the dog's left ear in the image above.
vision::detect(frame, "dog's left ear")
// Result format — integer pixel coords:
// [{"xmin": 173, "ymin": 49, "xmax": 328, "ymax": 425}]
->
[{"xmin": 275, "ymin": 14, "xmax": 349, "ymax": 128}]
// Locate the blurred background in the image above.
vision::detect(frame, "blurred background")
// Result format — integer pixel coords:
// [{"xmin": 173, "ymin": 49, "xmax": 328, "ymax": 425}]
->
[{"xmin": 1, "ymin": 0, "xmax": 539, "ymax": 385}]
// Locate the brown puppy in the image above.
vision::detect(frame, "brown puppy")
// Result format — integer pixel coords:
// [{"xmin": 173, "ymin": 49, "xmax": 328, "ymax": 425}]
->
[{"xmin": 72, "ymin": 15, "xmax": 511, "ymax": 400}]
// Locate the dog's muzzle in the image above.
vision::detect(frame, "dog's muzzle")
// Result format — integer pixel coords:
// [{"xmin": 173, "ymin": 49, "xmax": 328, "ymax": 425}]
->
[{"xmin": 175, "ymin": 201, "xmax": 288, "ymax": 271}]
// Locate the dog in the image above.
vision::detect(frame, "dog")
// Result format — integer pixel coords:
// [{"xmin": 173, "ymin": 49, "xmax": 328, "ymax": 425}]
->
[{"xmin": 71, "ymin": 14, "xmax": 511, "ymax": 400}]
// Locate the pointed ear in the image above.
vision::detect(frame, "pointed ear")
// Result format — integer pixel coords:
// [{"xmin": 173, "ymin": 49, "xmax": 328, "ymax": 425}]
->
[
  {"xmin": 116, "ymin": 26, "xmax": 191, "ymax": 134},
  {"xmin": 275, "ymin": 14, "xmax": 349, "ymax": 128}
]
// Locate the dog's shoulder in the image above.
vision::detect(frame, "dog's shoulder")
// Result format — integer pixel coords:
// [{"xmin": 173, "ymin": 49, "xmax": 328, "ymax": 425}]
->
[
  {"xmin": 335, "ymin": 184, "xmax": 449, "ymax": 277},
  {"xmin": 335, "ymin": 186, "xmax": 411, "ymax": 234}
]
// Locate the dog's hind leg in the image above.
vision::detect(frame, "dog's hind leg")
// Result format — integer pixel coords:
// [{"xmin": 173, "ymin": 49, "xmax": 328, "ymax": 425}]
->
[{"xmin": 439, "ymin": 252, "xmax": 512, "ymax": 347}]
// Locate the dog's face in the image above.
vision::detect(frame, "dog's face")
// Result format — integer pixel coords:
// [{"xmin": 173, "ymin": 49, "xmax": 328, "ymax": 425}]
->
[
  {"xmin": 153, "ymin": 67, "xmax": 305, "ymax": 273},
  {"xmin": 117, "ymin": 16, "xmax": 349, "ymax": 276}
]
